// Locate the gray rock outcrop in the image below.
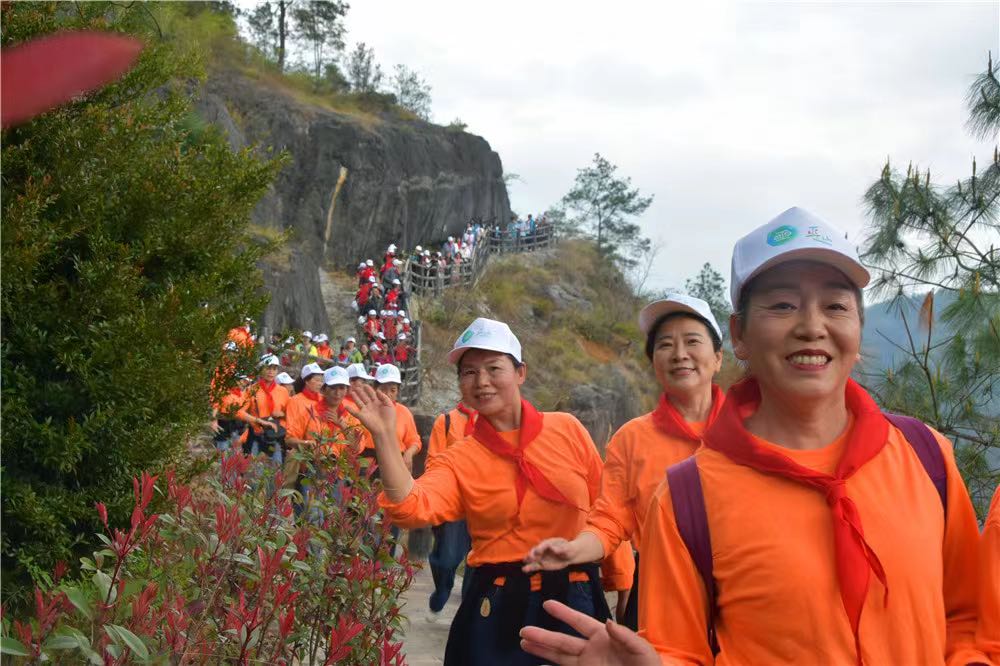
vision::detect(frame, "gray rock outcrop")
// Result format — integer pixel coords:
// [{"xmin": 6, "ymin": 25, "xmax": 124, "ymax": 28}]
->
[{"xmin": 196, "ymin": 68, "xmax": 511, "ymax": 333}]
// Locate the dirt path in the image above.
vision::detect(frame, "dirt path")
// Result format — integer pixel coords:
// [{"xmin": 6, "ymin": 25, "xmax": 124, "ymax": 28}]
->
[{"xmin": 399, "ymin": 560, "xmax": 463, "ymax": 665}]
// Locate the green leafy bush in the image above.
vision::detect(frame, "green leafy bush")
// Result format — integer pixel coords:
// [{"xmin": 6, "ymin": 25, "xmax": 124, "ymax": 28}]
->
[{"xmin": 1, "ymin": 2, "xmax": 283, "ymax": 605}]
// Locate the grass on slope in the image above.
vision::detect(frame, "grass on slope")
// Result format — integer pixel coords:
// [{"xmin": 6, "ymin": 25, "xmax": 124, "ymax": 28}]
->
[{"xmin": 419, "ymin": 240, "xmax": 657, "ymax": 413}]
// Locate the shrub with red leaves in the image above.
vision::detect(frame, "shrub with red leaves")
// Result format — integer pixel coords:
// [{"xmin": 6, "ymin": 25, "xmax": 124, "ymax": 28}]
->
[{"xmin": 0, "ymin": 445, "xmax": 413, "ymax": 665}]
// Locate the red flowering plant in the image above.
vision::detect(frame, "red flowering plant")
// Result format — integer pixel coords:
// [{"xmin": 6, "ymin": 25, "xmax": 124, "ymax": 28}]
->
[{"xmin": 0, "ymin": 438, "xmax": 413, "ymax": 665}]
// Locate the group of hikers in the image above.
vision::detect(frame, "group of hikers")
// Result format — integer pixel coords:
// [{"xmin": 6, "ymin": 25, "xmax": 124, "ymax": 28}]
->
[
  {"xmin": 347, "ymin": 207, "xmax": 997, "ymax": 665},
  {"xmin": 213, "ymin": 206, "xmax": 998, "ymax": 665}
]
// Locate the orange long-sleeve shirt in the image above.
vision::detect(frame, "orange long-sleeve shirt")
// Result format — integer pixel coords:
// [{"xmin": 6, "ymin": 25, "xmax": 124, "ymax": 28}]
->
[
  {"xmin": 379, "ymin": 411, "xmax": 634, "ymax": 590},
  {"xmin": 638, "ymin": 422, "xmax": 987, "ymax": 665},
  {"xmin": 427, "ymin": 407, "xmax": 474, "ymax": 458},
  {"xmin": 284, "ymin": 392, "xmax": 329, "ymax": 443},
  {"xmin": 244, "ymin": 381, "xmax": 290, "ymax": 434},
  {"xmin": 979, "ymin": 485, "xmax": 1000, "ymax": 663},
  {"xmin": 584, "ymin": 412, "xmax": 701, "ymax": 556}
]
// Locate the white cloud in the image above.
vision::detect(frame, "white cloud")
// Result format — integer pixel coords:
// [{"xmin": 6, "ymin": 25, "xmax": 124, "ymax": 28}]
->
[{"xmin": 341, "ymin": 0, "xmax": 997, "ymax": 290}]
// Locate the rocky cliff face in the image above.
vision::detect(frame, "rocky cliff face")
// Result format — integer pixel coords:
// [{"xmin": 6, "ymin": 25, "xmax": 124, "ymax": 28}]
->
[{"xmin": 196, "ymin": 69, "xmax": 511, "ymax": 333}]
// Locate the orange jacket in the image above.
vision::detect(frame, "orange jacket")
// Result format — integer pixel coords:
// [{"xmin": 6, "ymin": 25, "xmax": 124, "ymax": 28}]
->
[
  {"xmin": 979, "ymin": 485, "xmax": 1000, "ymax": 663},
  {"xmin": 638, "ymin": 421, "xmax": 987, "ymax": 665},
  {"xmin": 315, "ymin": 343, "xmax": 333, "ymax": 360},
  {"xmin": 379, "ymin": 411, "xmax": 634, "ymax": 590}
]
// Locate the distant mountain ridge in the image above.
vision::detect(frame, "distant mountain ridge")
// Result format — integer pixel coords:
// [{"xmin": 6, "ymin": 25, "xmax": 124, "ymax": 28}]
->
[{"xmin": 860, "ymin": 290, "xmax": 958, "ymax": 371}]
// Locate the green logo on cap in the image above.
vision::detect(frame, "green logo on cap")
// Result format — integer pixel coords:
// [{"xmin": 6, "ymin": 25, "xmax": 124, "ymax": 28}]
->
[
  {"xmin": 767, "ymin": 225, "xmax": 797, "ymax": 246},
  {"xmin": 460, "ymin": 330, "xmax": 475, "ymax": 343}
]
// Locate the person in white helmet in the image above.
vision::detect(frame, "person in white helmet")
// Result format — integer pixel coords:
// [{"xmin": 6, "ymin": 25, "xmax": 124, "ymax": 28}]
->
[
  {"xmin": 347, "ymin": 317, "xmax": 633, "ymax": 666},
  {"xmin": 520, "ymin": 207, "xmax": 987, "ymax": 666}
]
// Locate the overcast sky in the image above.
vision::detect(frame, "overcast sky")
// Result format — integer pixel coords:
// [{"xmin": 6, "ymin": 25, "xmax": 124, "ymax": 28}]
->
[{"xmin": 344, "ymin": 1, "xmax": 998, "ymax": 292}]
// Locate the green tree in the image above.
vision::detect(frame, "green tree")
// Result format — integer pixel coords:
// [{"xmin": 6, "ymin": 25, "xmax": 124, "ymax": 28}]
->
[
  {"xmin": 860, "ymin": 54, "xmax": 1000, "ymax": 515},
  {"xmin": 391, "ymin": 63, "xmax": 432, "ymax": 120},
  {"xmin": 1, "ymin": 2, "xmax": 283, "ymax": 603},
  {"xmin": 292, "ymin": 0, "xmax": 348, "ymax": 83},
  {"xmin": 562, "ymin": 153, "xmax": 654, "ymax": 270},
  {"xmin": 685, "ymin": 262, "xmax": 731, "ymax": 339},
  {"xmin": 345, "ymin": 41, "xmax": 383, "ymax": 93},
  {"xmin": 246, "ymin": 0, "xmax": 294, "ymax": 71}
]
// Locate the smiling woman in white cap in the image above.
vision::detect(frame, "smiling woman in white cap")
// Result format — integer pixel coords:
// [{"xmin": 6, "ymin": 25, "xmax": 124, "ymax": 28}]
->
[
  {"xmin": 519, "ymin": 207, "xmax": 987, "ymax": 665},
  {"xmin": 348, "ymin": 317, "xmax": 633, "ymax": 666},
  {"xmin": 523, "ymin": 293, "xmax": 725, "ymax": 630}
]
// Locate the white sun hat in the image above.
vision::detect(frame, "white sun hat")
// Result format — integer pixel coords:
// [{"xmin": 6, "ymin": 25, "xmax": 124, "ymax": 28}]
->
[
  {"xmin": 259, "ymin": 354, "xmax": 282, "ymax": 367},
  {"xmin": 323, "ymin": 366, "xmax": 350, "ymax": 387},
  {"xmin": 276, "ymin": 372, "xmax": 295, "ymax": 385},
  {"xmin": 300, "ymin": 362, "xmax": 323, "ymax": 379},
  {"xmin": 639, "ymin": 293, "xmax": 723, "ymax": 341},
  {"xmin": 347, "ymin": 363, "xmax": 374, "ymax": 380},
  {"xmin": 374, "ymin": 363, "xmax": 402, "ymax": 384},
  {"xmin": 730, "ymin": 207, "xmax": 870, "ymax": 309},
  {"xmin": 447, "ymin": 317, "xmax": 522, "ymax": 365}
]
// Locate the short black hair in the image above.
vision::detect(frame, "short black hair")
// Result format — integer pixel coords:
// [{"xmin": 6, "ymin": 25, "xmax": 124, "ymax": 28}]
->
[{"xmin": 645, "ymin": 311, "xmax": 723, "ymax": 360}]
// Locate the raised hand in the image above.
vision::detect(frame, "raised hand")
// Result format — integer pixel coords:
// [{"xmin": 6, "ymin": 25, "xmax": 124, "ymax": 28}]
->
[
  {"xmin": 519, "ymin": 600, "xmax": 660, "ymax": 666},
  {"xmin": 523, "ymin": 538, "xmax": 578, "ymax": 573},
  {"xmin": 346, "ymin": 384, "xmax": 397, "ymax": 439}
]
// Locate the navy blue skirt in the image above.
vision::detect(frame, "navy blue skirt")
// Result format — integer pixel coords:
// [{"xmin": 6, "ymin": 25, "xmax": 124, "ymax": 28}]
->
[{"xmin": 443, "ymin": 561, "xmax": 610, "ymax": 666}]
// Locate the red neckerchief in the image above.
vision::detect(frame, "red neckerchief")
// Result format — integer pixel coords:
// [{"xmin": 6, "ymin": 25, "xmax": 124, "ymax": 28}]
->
[
  {"xmin": 456, "ymin": 402, "xmax": 477, "ymax": 436},
  {"xmin": 228, "ymin": 387, "xmax": 243, "ymax": 397},
  {"xmin": 300, "ymin": 388, "xmax": 327, "ymax": 420},
  {"xmin": 256, "ymin": 379, "xmax": 276, "ymax": 414},
  {"xmin": 473, "ymin": 399, "xmax": 580, "ymax": 512},
  {"xmin": 704, "ymin": 378, "xmax": 889, "ymax": 665},
  {"xmin": 650, "ymin": 384, "xmax": 725, "ymax": 442}
]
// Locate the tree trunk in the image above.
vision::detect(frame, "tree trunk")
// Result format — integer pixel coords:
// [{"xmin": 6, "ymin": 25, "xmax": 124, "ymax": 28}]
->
[{"xmin": 278, "ymin": 0, "xmax": 288, "ymax": 72}]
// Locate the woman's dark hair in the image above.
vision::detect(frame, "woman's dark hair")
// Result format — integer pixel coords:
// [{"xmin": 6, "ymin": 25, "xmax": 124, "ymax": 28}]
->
[{"xmin": 645, "ymin": 311, "xmax": 723, "ymax": 361}]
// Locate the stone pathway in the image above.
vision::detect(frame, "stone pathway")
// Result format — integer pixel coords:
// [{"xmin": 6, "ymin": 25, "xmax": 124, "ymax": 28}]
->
[{"xmin": 399, "ymin": 560, "xmax": 462, "ymax": 665}]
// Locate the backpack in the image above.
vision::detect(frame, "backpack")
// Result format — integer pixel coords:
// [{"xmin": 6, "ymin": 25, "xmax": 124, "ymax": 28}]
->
[{"xmin": 666, "ymin": 412, "xmax": 948, "ymax": 655}]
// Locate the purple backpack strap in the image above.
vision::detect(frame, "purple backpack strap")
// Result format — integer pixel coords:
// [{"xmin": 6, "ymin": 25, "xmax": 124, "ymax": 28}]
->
[
  {"xmin": 667, "ymin": 456, "xmax": 719, "ymax": 655},
  {"xmin": 883, "ymin": 412, "xmax": 948, "ymax": 512}
]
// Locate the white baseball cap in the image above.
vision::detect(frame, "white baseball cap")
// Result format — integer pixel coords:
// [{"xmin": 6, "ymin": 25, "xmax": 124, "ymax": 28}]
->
[
  {"xmin": 398, "ymin": 333, "xmax": 407, "ymax": 341},
  {"xmin": 358, "ymin": 262, "xmax": 366, "ymax": 269},
  {"xmin": 448, "ymin": 236, "xmax": 454, "ymax": 242},
  {"xmin": 730, "ymin": 207, "xmax": 869, "ymax": 309},
  {"xmin": 447, "ymin": 317, "xmax": 522, "ymax": 365},
  {"xmin": 300, "ymin": 362, "xmax": 323, "ymax": 379},
  {"xmin": 276, "ymin": 372, "xmax": 294, "ymax": 385},
  {"xmin": 415, "ymin": 245, "xmax": 423, "ymax": 252},
  {"xmin": 302, "ymin": 330, "xmax": 313, "ymax": 339},
  {"xmin": 371, "ymin": 342, "xmax": 382, "ymax": 351},
  {"xmin": 347, "ymin": 363, "xmax": 374, "ymax": 380},
  {"xmin": 259, "ymin": 354, "xmax": 282, "ymax": 367},
  {"xmin": 314, "ymin": 333, "xmax": 328, "ymax": 343},
  {"xmin": 387, "ymin": 244, "xmax": 397, "ymax": 253},
  {"xmin": 393, "ymin": 259, "xmax": 401, "ymax": 266},
  {"xmin": 366, "ymin": 259, "xmax": 374, "ymax": 267},
  {"xmin": 357, "ymin": 316, "xmax": 366, "ymax": 325},
  {"xmin": 403, "ymin": 318, "xmax": 410, "ymax": 324},
  {"xmin": 323, "ymin": 366, "xmax": 350, "ymax": 387},
  {"xmin": 639, "ymin": 293, "xmax": 723, "ymax": 342},
  {"xmin": 392, "ymin": 278, "xmax": 401, "ymax": 285},
  {"xmin": 368, "ymin": 276, "xmax": 376, "ymax": 283},
  {"xmin": 423, "ymin": 250, "xmax": 430, "ymax": 256},
  {"xmin": 346, "ymin": 336, "xmax": 356, "ymax": 343},
  {"xmin": 374, "ymin": 363, "xmax": 402, "ymax": 384},
  {"xmin": 368, "ymin": 309, "xmax": 376, "ymax": 316},
  {"xmin": 398, "ymin": 310, "xmax": 406, "ymax": 317}
]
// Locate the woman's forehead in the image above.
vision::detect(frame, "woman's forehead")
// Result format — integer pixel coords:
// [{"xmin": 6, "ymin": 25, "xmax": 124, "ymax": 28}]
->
[
  {"xmin": 458, "ymin": 349, "xmax": 510, "ymax": 369},
  {"xmin": 754, "ymin": 261, "xmax": 854, "ymax": 290}
]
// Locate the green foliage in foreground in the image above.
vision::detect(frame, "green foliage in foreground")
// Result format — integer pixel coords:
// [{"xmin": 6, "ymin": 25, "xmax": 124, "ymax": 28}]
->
[
  {"xmin": 860, "ymin": 54, "xmax": 1000, "ymax": 516},
  {"xmin": 1, "ymin": 2, "xmax": 283, "ymax": 606}
]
